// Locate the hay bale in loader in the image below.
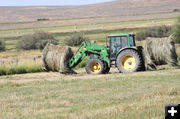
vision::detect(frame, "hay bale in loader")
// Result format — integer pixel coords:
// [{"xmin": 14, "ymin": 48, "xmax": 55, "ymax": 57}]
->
[
  {"xmin": 42, "ymin": 43, "xmax": 76, "ymax": 74},
  {"xmin": 143, "ymin": 35, "xmax": 178, "ymax": 70}
]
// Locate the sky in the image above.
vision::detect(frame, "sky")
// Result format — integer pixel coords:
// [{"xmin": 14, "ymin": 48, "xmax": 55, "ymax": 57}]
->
[{"xmin": 0, "ymin": 0, "xmax": 113, "ymax": 6}]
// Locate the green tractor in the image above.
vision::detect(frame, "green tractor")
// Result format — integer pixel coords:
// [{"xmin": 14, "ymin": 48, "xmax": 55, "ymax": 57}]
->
[{"xmin": 68, "ymin": 33, "xmax": 144, "ymax": 74}]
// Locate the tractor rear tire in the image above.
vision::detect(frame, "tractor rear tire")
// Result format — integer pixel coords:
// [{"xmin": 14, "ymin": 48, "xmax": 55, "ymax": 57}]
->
[
  {"xmin": 116, "ymin": 49, "xmax": 143, "ymax": 73},
  {"xmin": 85, "ymin": 59, "xmax": 104, "ymax": 74}
]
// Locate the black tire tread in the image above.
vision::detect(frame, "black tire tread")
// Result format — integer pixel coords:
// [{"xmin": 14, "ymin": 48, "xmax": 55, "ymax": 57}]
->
[
  {"xmin": 116, "ymin": 49, "xmax": 143, "ymax": 73},
  {"xmin": 103, "ymin": 62, "xmax": 110, "ymax": 74}
]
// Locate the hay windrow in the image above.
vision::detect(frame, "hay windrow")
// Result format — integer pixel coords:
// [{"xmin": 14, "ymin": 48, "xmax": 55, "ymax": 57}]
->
[
  {"xmin": 143, "ymin": 35, "xmax": 178, "ymax": 70},
  {"xmin": 42, "ymin": 43, "xmax": 76, "ymax": 74}
]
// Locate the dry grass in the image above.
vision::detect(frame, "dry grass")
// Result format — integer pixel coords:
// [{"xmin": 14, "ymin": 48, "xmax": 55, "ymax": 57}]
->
[
  {"xmin": 0, "ymin": 69, "xmax": 179, "ymax": 119},
  {"xmin": 0, "ymin": 50, "xmax": 41, "ymax": 58}
]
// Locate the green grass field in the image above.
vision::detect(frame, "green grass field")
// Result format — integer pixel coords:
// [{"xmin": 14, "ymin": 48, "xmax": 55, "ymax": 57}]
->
[
  {"xmin": 0, "ymin": 69, "xmax": 179, "ymax": 119},
  {"xmin": 0, "ymin": 63, "xmax": 42, "ymax": 76},
  {"xmin": 0, "ymin": 17, "xmax": 177, "ymax": 50},
  {"xmin": 0, "ymin": 17, "xmax": 176, "ymax": 37},
  {"xmin": 1, "ymin": 28, "xmax": 141, "ymax": 50}
]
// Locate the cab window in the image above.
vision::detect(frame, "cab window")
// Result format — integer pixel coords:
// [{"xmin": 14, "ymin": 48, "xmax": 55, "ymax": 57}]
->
[
  {"xmin": 129, "ymin": 36, "xmax": 135, "ymax": 46},
  {"xmin": 110, "ymin": 36, "xmax": 128, "ymax": 58},
  {"xmin": 121, "ymin": 36, "xmax": 128, "ymax": 47},
  {"xmin": 110, "ymin": 37, "xmax": 121, "ymax": 58}
]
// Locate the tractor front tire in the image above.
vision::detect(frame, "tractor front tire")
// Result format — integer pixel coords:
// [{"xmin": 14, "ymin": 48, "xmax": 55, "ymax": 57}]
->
[
  {"xmin": 116, "ymin": 49, "xmax": 143, "ymax": 73},
  {"xmin": 85, "ymin": 59, "xmax": 104, "ymax": 74}
]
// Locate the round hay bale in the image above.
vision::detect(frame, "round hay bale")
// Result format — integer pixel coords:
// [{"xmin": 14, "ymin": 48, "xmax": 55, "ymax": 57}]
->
[
  {"xmin": 143, "ymin": 35, "xmax": 178, "ymax": 70},
  {"xmin": 42, "ymin": 43, "xmax": 76, "ymax": 74}
]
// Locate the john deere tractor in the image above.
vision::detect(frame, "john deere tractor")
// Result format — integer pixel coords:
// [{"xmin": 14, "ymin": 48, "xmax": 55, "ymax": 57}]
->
[{"xmin": 68, "ymin": 33, "xmax": 144, "ymax": 74}]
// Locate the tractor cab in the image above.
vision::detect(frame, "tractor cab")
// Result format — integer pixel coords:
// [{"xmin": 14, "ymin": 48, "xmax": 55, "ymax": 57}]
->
[{"xmin": 107, "ymin": 33, "xmax": 136, "ymax": 60}]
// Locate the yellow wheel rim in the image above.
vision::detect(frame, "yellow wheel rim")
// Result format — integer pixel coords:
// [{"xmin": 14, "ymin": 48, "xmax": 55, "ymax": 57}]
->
[
  {"xmin": 121, "ymin": 55, "xmax": 136, "ymax": 70},
  {"xmin": 90, "ymin": 62, "xmax": 101, "ymax": 73}
]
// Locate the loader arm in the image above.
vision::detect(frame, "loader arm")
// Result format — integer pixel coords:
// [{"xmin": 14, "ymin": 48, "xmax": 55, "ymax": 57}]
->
[{"xmin": 68, "ymin": 41, "xmax": 109, "ymax": 68}]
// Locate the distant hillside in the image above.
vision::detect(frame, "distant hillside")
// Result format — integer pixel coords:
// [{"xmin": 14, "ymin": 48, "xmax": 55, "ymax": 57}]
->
[{"xmin": 0, "ymin": 0, "xmax": 180, "ymax": 23}]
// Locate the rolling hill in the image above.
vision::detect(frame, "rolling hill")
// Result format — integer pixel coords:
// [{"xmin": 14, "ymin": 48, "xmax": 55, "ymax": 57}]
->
[{"xmin": 0, "ymin": 0, "xmax": 180, "ymax": 23}]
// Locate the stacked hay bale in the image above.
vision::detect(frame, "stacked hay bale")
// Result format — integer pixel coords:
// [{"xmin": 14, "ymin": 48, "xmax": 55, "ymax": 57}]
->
[
  {"xmin": 143, "ymin": 35, "xmax": 178, "ymax": 70},
  {"xmin": 42, "ymin": 43, "xmax": 76, "ymax": 74}
]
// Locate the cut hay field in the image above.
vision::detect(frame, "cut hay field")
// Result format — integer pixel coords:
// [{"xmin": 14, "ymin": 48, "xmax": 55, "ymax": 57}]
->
[{"xmin": 0, "ymin": 69, "xmax": 180, "ymax": 119}]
